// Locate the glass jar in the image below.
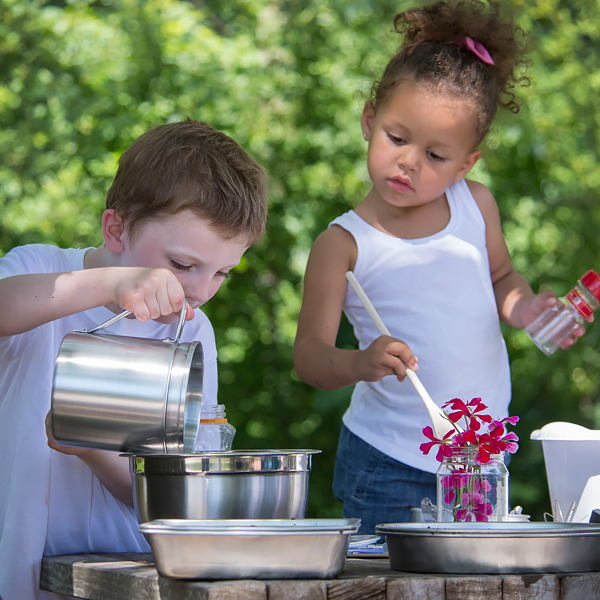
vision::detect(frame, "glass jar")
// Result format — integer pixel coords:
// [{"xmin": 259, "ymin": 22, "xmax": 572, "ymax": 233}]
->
[
  {"xmin": 194, "ymin": 404, "xmax": 236, "ymax": 452},
  {"xmin": 436, "ymin": 446, "xmax": 508, "ymax": 523},
  {"xmin": 526, "ymin": 270, "xmax": 600, "ymax": 356}
]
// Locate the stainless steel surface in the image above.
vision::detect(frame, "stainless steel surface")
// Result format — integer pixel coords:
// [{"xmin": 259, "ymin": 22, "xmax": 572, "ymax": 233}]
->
[
  {"xmin": 139, "ymin": 518, "xmax": 361, "ymax": 579},
  {"xmin": 130, "ymin": 450, "xmax": 321, "ymax": 523},
  {"xmin": 376, "ymin": 522, "xmax": 600, "ymax": 574},
  {"xmin": 51, "ymin": 303, "xmax": 203, "ymax": 454}
]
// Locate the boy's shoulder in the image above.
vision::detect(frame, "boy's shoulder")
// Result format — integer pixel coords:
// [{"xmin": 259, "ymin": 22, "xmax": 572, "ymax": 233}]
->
[{"xmin": 0, "ymin": 243, "xmax": 89, "ymax": 276}]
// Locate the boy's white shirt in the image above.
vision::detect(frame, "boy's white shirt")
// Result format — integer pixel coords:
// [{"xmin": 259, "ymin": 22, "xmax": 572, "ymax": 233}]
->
[{"xmin": 0, "ymin": 244, "xmax": 218, "ymax": 600}]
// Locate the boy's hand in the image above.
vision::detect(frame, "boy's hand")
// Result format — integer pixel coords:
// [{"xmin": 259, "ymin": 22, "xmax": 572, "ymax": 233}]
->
[
  {"xmin": 112, "ymin": 267, "xmax": 191, "ymax": 322},
  {"xmin": 356, "ymin": 335, "xmax": 418, "ymax": 383},
  {"xmin": 45, "ymin": 410, "xmax": 89, "ymax": 456}
]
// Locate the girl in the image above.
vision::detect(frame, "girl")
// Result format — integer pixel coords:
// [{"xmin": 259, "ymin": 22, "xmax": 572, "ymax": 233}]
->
[{"xmin": 293, "ymin": 0, "xmax": 579, "ymax": 533}]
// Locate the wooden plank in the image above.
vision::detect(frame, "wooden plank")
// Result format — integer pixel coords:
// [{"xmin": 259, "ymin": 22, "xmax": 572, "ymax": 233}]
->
[
  {"xmin": 560, "ymin": 572, "xmax": 600, "ymax": 600},
  {"xmin": 341, "ymin": 558, "xmax": 398, "ymax": 579},
  {"xmin": 41, "ymin": 554, "xmax": 160, "ymax": 600},
  {"xmin": 502, "ymin": 575, "xmax": 559, "ymax": 600},
  {"xmin": 40, "ymin": 554, "xmax": 268, "ymax": 600},
  {"xmin": 327, "ymin": 577, "xmax": 387, "ymax": 600},
  {"xmin": 158, "ymin": 579, "xmax": 266, "ymax": 600},
  {"xmin": 267, "ymin": 580, "xmax": 327, "ymax": 600},
  {"xmin": 387, "ymin": 576, "xmax": 445, "ymax": 599},
  {"xmin": 445, "ymin": 576, "xmax": 502, "ymax": 600}
]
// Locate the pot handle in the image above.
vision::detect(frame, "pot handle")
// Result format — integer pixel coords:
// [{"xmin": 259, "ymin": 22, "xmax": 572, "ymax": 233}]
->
[{"xmin": 78, "ymin": 300, "xmax": 188, "ymax": 343}]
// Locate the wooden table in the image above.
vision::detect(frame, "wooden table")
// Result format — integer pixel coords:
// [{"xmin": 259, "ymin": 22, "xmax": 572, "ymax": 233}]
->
[{"xmin": 40, "ymin": 553, "xmax": 600, "ymax": 599}]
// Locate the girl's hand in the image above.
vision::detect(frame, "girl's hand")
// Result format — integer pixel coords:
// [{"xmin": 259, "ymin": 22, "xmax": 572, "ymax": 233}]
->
[
  {"xmin": 521, "ymin": 289, "xmax": 557, "ymax": 328},
  {"xmin": 356, "ymin": 335, "xmax": 418, "ymax": 383},
  {"xmin": 111, "ymin": 267, "xmax": 192, "ymax": 322},
  {"xmin": 524, "ymin": 290, "xmax": 593, "ymax": 350}
]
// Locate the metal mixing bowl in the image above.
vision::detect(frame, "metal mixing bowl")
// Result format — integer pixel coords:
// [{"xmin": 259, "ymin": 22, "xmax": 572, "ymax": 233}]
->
[{"xmin": 129, "ymin": 450, "xmax": 321, "ymax": 523}]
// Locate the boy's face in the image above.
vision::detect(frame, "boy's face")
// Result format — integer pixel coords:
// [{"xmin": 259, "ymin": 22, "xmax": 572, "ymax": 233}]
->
[{"xmin": 118, "ymin": 210, "xmax": 249, "ymax": 314}]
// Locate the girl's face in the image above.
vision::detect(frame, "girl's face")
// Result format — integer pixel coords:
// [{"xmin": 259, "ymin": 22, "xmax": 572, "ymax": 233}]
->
[{"xmin": 361, "ymin": 81, "xmax": 481, "ymax": 211}]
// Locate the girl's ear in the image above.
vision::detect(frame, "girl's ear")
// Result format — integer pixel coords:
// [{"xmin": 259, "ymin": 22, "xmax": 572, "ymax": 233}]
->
[
  {"xmin": 455, "ymin": 149, "xmax": 482, "ymax": 182},
  {"xmin": 361, "ymin": 100, "xmax": 375, "ymax": 141},
  {"xmin": 102, "ymin": 209, "xmax": 127, "ymax": 254}
]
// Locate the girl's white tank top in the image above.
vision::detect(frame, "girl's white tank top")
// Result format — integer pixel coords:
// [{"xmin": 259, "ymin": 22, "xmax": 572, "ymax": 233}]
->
[{"xmin": 330, "ymin": 179, "xmax": 511, "ymax": 473}]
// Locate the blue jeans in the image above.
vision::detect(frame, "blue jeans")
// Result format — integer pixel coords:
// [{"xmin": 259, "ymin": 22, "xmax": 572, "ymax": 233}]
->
[{"xmin": 333, "ymin": 424, "xmax": 436, "ymax": 534}]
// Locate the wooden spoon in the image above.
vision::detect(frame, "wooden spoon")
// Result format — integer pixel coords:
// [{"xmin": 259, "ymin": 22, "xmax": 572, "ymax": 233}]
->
[{"xmin": 345, "ymin": 271, "xmax": 457, "ymax": 439}]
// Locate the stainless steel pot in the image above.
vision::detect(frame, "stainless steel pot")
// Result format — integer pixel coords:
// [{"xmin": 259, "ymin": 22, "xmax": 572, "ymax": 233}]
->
[
  {"xmin": 51, "ymin": 303, "xmax": 203, "ymax": 454},
  {"xmin": 130, "ymin": 450, "xmax": 321, "ymax": 523}
]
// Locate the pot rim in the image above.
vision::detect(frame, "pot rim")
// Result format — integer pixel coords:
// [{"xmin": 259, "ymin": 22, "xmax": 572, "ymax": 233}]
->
[{"xmin": 128, "ymin": 449, "xmax": 322, "ymax": 475}]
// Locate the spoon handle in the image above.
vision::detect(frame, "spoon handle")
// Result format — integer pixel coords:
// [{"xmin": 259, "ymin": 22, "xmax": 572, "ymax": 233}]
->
[{"xmin": 345, "ymin": 271, "xmax": 455, "ymax": 437}]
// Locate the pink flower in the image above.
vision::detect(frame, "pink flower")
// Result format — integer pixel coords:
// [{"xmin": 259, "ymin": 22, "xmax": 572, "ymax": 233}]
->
[
  {"xmin": 421, "ymin": 397, "xmax": 518, "ymax": 523},
  {"xmin": 421, "ymin": 398, "xmax": 520, "ymax": 463},
  {"xmin": 419, "ymin": 426, "xmax": 455, "ymax": 462}
]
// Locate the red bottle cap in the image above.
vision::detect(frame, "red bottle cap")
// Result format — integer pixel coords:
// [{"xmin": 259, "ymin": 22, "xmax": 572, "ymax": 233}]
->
[{"xmin": 581, "ymin": 270, "xmax": 600, "ymax": 302}]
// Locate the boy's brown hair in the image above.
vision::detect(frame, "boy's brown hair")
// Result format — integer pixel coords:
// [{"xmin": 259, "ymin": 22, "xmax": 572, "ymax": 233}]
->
[{"xmin": 106, "ymin": 118, "xmax": 268, "ymax": 245}]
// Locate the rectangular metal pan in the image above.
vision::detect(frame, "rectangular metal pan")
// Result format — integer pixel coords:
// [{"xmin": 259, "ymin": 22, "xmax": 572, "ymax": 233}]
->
[
  {"xmin": 140, "ymin": 518, "xmax": 360, "ymax": 579},
  {"xmin": 376, "ymin": 522, "xmax": 600, "ymax": 574}
]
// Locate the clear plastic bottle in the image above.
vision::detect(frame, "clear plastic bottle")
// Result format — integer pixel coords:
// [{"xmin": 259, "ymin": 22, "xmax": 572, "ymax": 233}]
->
[
  {"xmin": 526, "ymin": 270, "xmax": 600, "ymax": 356},
  {"xmin": 194, "ymin": 404, "xmax": 236, "ymax": 452}
]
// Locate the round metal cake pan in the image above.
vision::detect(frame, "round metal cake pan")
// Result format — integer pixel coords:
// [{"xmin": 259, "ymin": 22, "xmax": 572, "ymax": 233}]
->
[{"xmin": 376, "ymin": 522, "xmax": 600, "ymax": 574}]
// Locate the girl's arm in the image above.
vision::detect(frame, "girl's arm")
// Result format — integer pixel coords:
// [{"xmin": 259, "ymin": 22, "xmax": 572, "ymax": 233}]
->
[
  {"xmin": 293, "ymin": 225, "xmax": 417, "ymax": 390},
  {"xmin": 468, "ymin": 180, "xmax": 561, "ymax": 328}
]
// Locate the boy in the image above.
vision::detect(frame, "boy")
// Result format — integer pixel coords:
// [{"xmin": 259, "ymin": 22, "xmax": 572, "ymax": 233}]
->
[{"xmin": 0, "ymin": 119, "xmax": 268, "ymax": 600}]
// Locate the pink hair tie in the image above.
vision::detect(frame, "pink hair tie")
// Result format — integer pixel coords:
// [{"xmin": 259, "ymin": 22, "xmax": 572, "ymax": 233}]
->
[{"xmin": 452, "ymin": 36, "xmax": 494, "ymax": 65}]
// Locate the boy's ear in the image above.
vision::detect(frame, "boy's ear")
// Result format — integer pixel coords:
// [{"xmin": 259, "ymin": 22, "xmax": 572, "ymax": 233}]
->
[
  {"xmin": 102, "ymin": 209, "xmax": 127, "ymax": 254},
  {"xmin": 455, "ymin": 149, "xmax": 482, "ymax": 182},
  {"xmin": 361, "ymin": 100, "xmax": 375, "ymax": 141}
]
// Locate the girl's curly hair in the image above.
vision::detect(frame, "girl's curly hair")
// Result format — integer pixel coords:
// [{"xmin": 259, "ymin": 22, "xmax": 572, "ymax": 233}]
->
[{"xmin": 371, "ymin": 0, "xmax": 530, "ymax": 145}]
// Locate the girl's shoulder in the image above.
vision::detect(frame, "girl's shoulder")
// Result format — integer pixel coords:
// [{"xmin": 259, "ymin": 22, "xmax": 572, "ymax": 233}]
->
[
  {"xmin": 465, "ymin": 179, "xmax": 500, "ymax": 220},
  {"xmin": 309, "ymin": 220, "xmax": 358, "ymax": 273}
]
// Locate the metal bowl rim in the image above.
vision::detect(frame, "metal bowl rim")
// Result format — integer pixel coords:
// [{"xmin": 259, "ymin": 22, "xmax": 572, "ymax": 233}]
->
[
  {"xmin": 140, "ymin": 517, "xmax": 361, "ymax": 536},
  {"xmin": 123, "ymin": 449, "xmax": 322, "ymax": 457},
  {"xmin": 376, "ymin": 522, "xmax": 600, "ymax": 538},
  {"xmin": 128, "ymin": 449, "xmax": 322, "ymax": 475}
]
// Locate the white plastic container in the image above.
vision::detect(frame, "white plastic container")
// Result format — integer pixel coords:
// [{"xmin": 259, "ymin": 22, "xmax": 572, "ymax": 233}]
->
[{"xmin": 530, "ymin": 422, "xmax": 600, "ymax": 522}]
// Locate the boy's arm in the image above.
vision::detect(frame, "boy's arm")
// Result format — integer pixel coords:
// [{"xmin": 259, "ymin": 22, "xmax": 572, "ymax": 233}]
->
[
  {"xmin": 76, "ymin": 451, "xmax": 134, "ymax": 507},
  {"xmin": 0, "ymin": 266, "xmax": 188, "ymax": 336},
  {"xmin": 468, "ymin": 180, "xmax": 555, "ymax": 328},
  {"xmin": 45, "ymin": 411, "xmax": 134, "ymax": 506},
  {"xmin": 293, "ymin": 226, "xmax": 417, "ymax": 390}
]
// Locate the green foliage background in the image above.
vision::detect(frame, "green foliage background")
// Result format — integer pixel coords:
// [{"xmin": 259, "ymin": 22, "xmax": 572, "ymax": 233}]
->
[{"xmin": 1, "ymin": 0, "xmax": 599, "ymax": 521}]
